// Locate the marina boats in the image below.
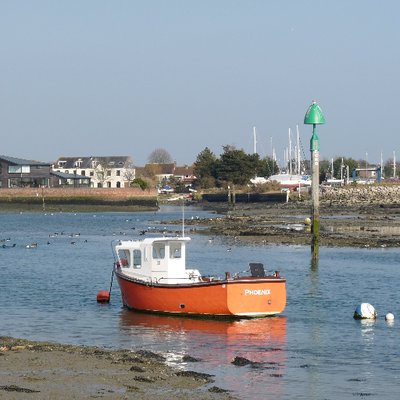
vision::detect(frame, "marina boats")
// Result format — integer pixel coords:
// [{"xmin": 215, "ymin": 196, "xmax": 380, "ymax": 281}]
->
[
  {"xmin": 111, "ymin": 236, "xmax": 286, "ymax": 318},
  {"xmin": 267, "ymin": 173, "xmax": 311, "ymax": 190}
]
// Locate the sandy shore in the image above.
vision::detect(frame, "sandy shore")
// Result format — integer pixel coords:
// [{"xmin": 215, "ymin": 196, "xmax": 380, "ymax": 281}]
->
[{"xmin": 0, "ymin": 337, "xmax": 235, "ymax": 400}]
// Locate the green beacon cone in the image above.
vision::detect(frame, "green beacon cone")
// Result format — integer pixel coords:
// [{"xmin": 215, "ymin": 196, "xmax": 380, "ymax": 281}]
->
[{"xmin": 304, "ymin": 101, "xmax": 326, "ymax": 125}]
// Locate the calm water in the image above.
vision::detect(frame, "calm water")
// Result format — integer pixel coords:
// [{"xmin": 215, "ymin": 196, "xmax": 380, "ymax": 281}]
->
[{"xmin": 1, "ymin": 206, "xmax": 399, "ymax": 399}]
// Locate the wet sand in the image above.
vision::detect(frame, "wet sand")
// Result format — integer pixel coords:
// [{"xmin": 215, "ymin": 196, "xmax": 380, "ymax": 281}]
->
[{"xmin": 0, "ymin": 337, "xmax": 235, "ymax": 400}]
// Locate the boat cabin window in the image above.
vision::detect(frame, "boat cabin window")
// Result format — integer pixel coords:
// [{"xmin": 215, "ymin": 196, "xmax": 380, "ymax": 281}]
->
[
  {"xmin": 133, "ymin": 249, "xmax": 141, "ymax": 269},
  {"xmin": 118, "ymin": 249, "xmax": 130, "ymax": 267},
  {"xmin": 152, "ymin": 242, "xmax": 165, "ymax": 259},
  {"xmin": 169, "ymin": 242, "xmax": 182, "ymax": 258}
]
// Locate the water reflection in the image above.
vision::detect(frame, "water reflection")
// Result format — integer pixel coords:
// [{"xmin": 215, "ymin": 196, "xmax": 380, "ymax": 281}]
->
[
  {"xmin": 309, "ymin": 256, "xmax": 320, "ymax": 301},
  {"xmin": 119, "ymin": 311, "xmax": 287, "ymax": 360},
  {"xmin": 119, "ymin": 311, "xmax": 287, "ymax": 397},
  {"xmin": 359, "ymin": 319, "xmax": 377, "ymax": 345},
  {"xmin": 310, "ymin": 256, "xmax": 319, "ymax": 272},
  {"xmin": 385, "ymin": 319, "xmax": 395, "ymax": 328}
]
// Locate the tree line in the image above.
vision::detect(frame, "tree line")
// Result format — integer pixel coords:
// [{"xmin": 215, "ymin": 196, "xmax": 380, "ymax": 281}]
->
[
  {"xmin": 193, "ymin": 146, "xmax": 279, "ymax": 188},
  {"xmin": 192, "ymin": 146, "xmax": 399, "ymax": 189},
  {"xmin": 133, "ymin": 146, "xmax": 399, "ymax": 191}
]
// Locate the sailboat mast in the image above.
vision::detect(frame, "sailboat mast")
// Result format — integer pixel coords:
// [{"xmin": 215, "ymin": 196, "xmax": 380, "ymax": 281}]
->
[
  {"xmin": 340, "ymin": 157, "xmax": 344, "ymax": 181},
  {"xmin": 296, "ymin": 125, "xmax": 301, "ymax": 175},
  {"xmin": 394, "ymin": 151, "xmax": 396, "ymax": 178},
  {"xmin": 288, "ymin": 128, "xmax": 292, "ymax": 175},
  {"xmin": 182, "ymin": 200, "xmax": 185, "ymax": 237},
  {"xmin": 270, "ymin": 137, "xmax": 273, "ymax": 159},
  {"xmin": 253, "ymin": 126, "xmax": 257, "ymax": 155}
]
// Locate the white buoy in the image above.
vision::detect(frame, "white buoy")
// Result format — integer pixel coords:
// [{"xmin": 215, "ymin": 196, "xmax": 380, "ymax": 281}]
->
[
  {"xmin": 354, "ymin": 303, "xmax": 377, "ymax": 320},
  {"xmin": 304, "ymin": 217, "xmax": 311, "ymax": 226},
  {"xmin": 385, "ymin": 313, "xmax": 394, "ymax": 321}
]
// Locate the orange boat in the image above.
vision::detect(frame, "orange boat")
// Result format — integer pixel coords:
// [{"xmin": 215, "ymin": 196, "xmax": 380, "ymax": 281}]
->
[{"xmin": 113, "ymin": 236, "xmax": 286, "ymax": 318}]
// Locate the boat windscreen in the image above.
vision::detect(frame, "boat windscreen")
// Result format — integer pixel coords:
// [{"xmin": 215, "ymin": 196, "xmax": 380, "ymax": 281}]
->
[
  {"xmin": 169, "ymin": 242, "xmax": 182, "ymax": 258},
  {"xmin": 152, "ymin": 242, "xmax": 165, "ymax": 259},
  {"xmin": 118, "ymin": 249, "xmax": 130, "ymax": 267}
]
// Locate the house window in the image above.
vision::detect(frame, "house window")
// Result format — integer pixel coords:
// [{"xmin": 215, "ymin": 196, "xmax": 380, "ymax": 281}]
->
[
  {"xmin": 8, "ymin": 165, "xmax": 30, "ymax": 174},
  {"xmin": 107, "ymin": 170, "xmax": 111, "ymax": 177},
  {"xmin": 90, "ymin": 171, "xmax": 94, "ymax": 177},
  {"xmin": 81, "ymin": 170, "xmax": 86, "ymax": 176},
  {"xmin": 116, "ymin": 170, "xmax": 121, "ymax": 176},
  {"xmin": 107, "ymin": 182, "xmax": 111, "ymax": 188}
]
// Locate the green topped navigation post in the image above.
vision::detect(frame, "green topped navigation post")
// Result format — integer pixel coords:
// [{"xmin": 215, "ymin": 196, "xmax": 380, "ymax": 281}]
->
[{"xmin": 304, "ymin": 101, "xmax": 326, "ymax": 260}]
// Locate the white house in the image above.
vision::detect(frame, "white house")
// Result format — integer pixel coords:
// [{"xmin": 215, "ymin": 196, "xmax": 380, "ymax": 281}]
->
[{"xmin": 53, "ymin": 156, "xmax": 135, "ymax": 188}]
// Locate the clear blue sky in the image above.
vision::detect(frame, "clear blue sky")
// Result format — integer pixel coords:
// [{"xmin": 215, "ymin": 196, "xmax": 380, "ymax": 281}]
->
[{"xmin": 1, "ymin": 0, "xmax": 399, "ymax": 167}]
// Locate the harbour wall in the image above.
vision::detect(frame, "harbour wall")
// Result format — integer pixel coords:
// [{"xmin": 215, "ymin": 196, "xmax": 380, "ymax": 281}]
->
[
  {"xmin": 320, "ymin": 184, "xmax": 400, "ymax": 205},
  {"xmin": 0, "ymin": 187, "xmax": 159, "ymax": 210},
  {"xmin": 202, "ymin": 192, "xmax": 287, "ymax": 203}
]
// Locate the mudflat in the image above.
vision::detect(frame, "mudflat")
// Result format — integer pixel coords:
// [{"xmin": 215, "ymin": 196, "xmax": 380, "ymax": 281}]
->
[
  {"xmin": 193, "ymin": 201, "xmax": 400, "ymax": 248},
  {"xmin": 0, "ymin": 337, "xmax": 235, "ymax": 400}
]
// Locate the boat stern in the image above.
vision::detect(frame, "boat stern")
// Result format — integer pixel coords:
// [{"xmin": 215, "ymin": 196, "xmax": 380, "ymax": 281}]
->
[{"xmin": 226, "ymin": 278, "xmax": 286, "ymax": 317}]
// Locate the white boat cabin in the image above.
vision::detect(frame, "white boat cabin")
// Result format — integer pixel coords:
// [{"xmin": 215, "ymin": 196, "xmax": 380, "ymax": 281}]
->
[{"xmin": 114, "ymin": 236, "xmax": 202, "ymax": 284}]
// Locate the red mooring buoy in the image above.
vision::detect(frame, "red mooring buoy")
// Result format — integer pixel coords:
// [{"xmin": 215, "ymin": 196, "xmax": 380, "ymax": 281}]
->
[{"xmin": 96, "ymin": 290, "xmax": 110, "ymax": 303}]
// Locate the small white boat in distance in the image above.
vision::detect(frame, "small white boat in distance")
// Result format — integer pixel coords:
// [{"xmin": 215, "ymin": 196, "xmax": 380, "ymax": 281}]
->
[{"xmin": 267, "ymin": 174, "xmax": 311, "ymax": 190}]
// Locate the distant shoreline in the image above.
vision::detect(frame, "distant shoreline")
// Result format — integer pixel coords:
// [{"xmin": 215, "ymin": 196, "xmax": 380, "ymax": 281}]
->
[{"xmin": 0, "ymin": 187, "xmax": 159, "ymax": 212}]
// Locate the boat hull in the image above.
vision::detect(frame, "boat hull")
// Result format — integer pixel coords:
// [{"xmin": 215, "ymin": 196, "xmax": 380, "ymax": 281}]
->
[{"xmin": 115, "ymin": 271, "xmax": 286, "ymax": 318}]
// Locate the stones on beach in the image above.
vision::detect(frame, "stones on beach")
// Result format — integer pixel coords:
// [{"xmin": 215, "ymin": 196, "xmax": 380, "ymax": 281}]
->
[
  {"xmin": 182, "ymin": 354, "xmax": 201, "ymax": 362},
  {"xmin": 320, "ymin": 185, "xmax": 400, "ymax": 206},
  {"xmin": 175, "ymin": 370, "xmax": 215, "ymax": 382},
  {"xmin": 208, "ymin": 385, "xmax": 231, "ymax": 393},
  {"xmin": 0, "ymin": 344, "xmax": 32, "ymax": 352},
  {"xmin": 231, "ymin": 356, "xmax": 253, "ymax": 366},
  {"xmin": 231, "ymin": 356, "xmax": 263, "ymax": 368},
  {"xmin": 0, "ymin": 385, "xmax": 40, "ymax": 393},
  {"xmin": 129, "ymin": 365, "xmax": 145, "ymax": 373}
]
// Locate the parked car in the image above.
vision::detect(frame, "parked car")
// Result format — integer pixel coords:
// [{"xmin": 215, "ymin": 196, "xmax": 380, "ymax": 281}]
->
[{"xmin": 158, "ymin": 185, "xmax": 174, "ymax": 194}]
